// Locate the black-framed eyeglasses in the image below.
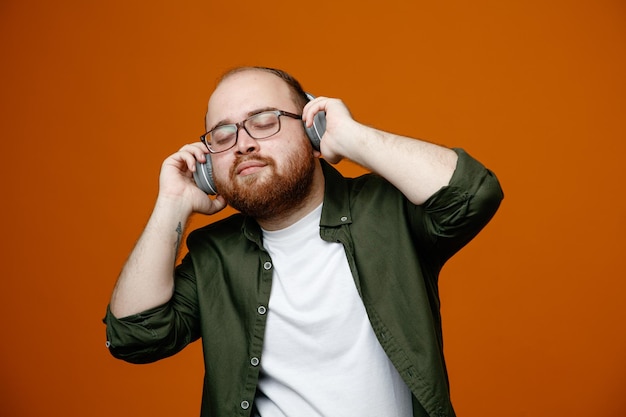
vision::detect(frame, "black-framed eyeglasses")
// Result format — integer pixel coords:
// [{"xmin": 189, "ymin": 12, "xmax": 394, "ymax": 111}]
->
[{"xmin": 200, "ymin": 110, "xmax": 302, "ymax": 154}]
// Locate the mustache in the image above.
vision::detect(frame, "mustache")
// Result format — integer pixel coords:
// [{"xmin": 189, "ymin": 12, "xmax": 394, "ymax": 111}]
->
[{"xmin": 230, "ymin": 155, "xmax": 275, "ymax": 176}]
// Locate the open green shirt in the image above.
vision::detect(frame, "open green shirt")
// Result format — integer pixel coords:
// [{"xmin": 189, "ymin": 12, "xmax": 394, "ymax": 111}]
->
[{"xmin": 104, "ymin": 148, "xmax": 503, "ymax": 417}]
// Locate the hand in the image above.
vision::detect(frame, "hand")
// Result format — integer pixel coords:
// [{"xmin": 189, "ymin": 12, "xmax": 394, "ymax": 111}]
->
[
  {"xmin": 158, "ymin": 142, "xmax": 227, "ymax": 215},
  {"xmin": 302, "ymin": 96, "xmax": 365, "ymax": 164},
  {"xmin": 304, "ymin": 96, "xmax": 458, "ymax": 205}
]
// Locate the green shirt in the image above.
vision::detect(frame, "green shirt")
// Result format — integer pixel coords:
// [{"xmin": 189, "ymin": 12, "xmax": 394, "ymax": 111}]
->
[{"xmin": 104, "ymin": 148, "xmax": 503, "ymax": 417}]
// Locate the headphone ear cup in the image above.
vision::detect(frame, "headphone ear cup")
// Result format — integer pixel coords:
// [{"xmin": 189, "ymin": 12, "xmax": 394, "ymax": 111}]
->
[
  {"xmin": 304, "ymin": 93, "xmax": 326, "ymax": 151},
  {"xmin": 193, "ymin": 155, "xmax": 218, "ymax": 195}
]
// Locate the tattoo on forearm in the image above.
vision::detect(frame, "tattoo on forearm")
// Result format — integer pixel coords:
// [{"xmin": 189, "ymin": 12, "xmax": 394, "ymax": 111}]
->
[{"xmin": 175, "ymin": 222, "xmax": 183, "ymax": 253}]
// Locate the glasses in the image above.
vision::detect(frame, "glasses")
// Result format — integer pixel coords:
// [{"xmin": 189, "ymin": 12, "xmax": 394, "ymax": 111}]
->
[{"xmin": 200, "ymin": 110, "xmax": 302, "ymax": 153}]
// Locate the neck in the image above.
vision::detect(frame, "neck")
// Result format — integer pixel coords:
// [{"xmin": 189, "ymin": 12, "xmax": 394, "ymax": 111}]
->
[{"xmin": 256, "ymin": 163, "xmax": 325, "ymax": 231}]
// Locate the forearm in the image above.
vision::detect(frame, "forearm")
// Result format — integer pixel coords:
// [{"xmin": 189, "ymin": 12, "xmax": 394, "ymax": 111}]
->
[
  {"xmin": 303, "ymin": 97, "xmax": 458, "ymax": 205},
  {"xmin": 341, "ymin": 124, "xmax": 458, "ymax": 205},
  {"xmin": 109, "ymin": 195, "xmax": 191, "ymax": 318}
]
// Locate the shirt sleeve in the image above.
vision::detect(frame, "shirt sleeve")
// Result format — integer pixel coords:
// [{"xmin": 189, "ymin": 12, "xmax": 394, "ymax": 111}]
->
[
  {"xmin": 415, "ymin": 148, "xmax": 504, "ymax": 263},
  {"xmin": 102, "ymin": 257, "xmax": 201, "ymax": 364}
]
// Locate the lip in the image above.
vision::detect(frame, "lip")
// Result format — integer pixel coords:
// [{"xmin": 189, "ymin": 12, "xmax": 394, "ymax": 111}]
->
[{"xmin": 236, "ymin": 160, "xmax": 267, "ymax": 176}]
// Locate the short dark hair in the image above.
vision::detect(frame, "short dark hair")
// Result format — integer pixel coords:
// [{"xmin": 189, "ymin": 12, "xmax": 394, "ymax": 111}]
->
[{"xmin": 218, "ymin": 66, "xmax": 309, "ymax": 110}]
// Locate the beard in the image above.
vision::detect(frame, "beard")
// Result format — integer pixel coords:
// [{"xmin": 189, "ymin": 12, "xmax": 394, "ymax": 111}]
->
[{"xmin": 214, "ymin": 147, "xmax": 317, "ymax": 221}]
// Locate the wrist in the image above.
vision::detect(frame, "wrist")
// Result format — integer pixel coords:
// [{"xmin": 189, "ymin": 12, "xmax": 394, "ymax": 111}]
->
[
  {"xmin": 331, "ymin": 122, "xmax": 379, "ymax": 166},
  {"xmin": 152, "ymin": 194, "xmax": 193, "ymax": 225}
]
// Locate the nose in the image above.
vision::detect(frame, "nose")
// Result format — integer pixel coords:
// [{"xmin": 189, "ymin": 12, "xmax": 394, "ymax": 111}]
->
[{"xmin": 235, "ymin": 128, "xmax": 260, "ymax": 155}]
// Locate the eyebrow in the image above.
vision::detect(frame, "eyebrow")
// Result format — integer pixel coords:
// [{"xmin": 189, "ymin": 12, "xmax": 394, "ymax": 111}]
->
[{"xmin": 209, "ymin": 106, "xmax": 279, "ymax": 132}]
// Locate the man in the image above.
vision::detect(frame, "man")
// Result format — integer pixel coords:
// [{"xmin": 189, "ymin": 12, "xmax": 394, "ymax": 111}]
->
[{"xmin": 104, "ymin": 66, "xmax": 503, "ymax": 417}]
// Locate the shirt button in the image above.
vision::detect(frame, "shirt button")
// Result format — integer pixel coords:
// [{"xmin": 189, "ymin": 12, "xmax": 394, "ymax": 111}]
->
[
  {"xmin": 263, "ymin": 261, "xmax": 272, "ymax": 270},
  {"xmin": 240, "ymin": 400, "xmax": 250, "ymax": 410},
  {"xmin": 257, "ymin": 305, "xmax": 267, "ymax": 315},
  {"xmin": 250, "ymin": 357, "xmax": 260, "ymax": 366},
  {"xmin": 340, "ymin": 216, "xmax": 348, "ymax": 222}
]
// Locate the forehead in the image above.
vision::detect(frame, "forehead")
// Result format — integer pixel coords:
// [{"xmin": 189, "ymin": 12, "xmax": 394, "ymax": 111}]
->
[{"xmin": 206, "ymin": 70, "xmax": 294, "ymax": 127}]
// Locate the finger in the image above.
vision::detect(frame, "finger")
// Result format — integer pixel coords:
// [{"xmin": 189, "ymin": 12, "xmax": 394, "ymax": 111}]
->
[
  {"xmin": 177, "ymin": 143, "xmax": 209, "ymax": 171},
  {"xmin": 179, "ymin": 142, "xmax": 209, "ymax": 159},
  {"xmin": 199, "ymin": 194, "xmax": 227, "ymax": 216},
  {"xmin": 303, "ymin": 96, "xmax": 329, "ymax": 127},
  {"xmin": 213, "ymin": 194, "xmax": 227, "ymax": 211}
]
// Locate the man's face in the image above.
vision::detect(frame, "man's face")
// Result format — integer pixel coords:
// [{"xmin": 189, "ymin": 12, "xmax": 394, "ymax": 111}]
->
[{"xmin": 205, "ymin": 70, "xmax": 318, "ymax": 219}]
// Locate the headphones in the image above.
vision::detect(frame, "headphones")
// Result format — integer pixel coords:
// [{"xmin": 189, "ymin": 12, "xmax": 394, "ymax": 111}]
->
[{"xmin": 193, "ymin": 93, "xmax": 326, "ymax": 195}]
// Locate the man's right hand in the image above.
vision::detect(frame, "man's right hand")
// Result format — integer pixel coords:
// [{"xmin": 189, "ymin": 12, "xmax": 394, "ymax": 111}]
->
[{"xmin": 158, "ymin": 142, "xmax": 227, "ymax": 216}]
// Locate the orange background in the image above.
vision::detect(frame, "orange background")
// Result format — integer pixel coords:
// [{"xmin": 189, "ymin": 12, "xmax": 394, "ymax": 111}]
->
[{"xmin": 1, "ymin": 0, "xmax": 625, "ymax": 416}]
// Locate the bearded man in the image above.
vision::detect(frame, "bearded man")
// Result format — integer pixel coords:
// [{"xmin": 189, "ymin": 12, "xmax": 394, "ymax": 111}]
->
[{"xmin": 104, "ymin": 66, "xmax": 503, "ymax": 417}]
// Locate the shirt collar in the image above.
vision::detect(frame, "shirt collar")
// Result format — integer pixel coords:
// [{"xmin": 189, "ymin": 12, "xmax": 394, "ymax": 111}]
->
[
  {"xmin": 242, "ymin": 159, "xmax": 353, "ymax": 246},
  {"xmin": 319, "ymin": 159, "xmax": 353, "ymax": 228}
]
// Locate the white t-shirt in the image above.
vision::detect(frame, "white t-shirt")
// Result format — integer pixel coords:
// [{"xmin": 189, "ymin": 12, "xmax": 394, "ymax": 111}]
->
[{"xmin": 255, "ymin": 204, "xmax": 412, "ymax": 417}]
